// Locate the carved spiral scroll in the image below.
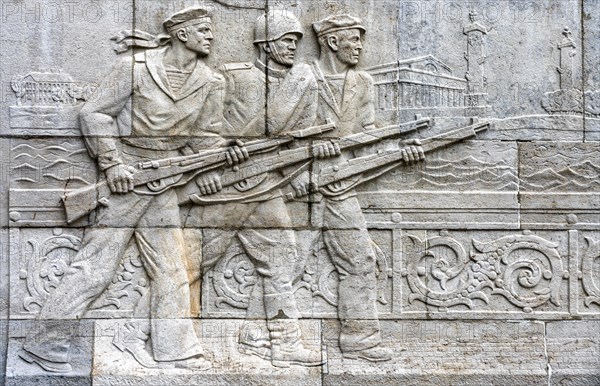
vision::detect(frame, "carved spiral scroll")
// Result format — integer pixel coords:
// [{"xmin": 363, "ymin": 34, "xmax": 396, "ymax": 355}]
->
[
  {"xmin": 405, "ymin": 234, "xmax": 488, "ymax": 309},
  {"xmin": 211, "ymin": 251, "xmax": 257, "ymax": 309},
  {"xmin": 404, "ymin": 232, "xmax": 566, "ymax": 312},
  {"xmin": 472, "ymin": 234, "xmax": 565, "ymax": 311},
  {"xmin": 581, "ymin": 238, "xmax": 600, "ymax": 307},
  {"xmin": 210, "ymin": 237, "xmax": 391, "ymax": 310},
  {"xmin": 23, "ymin": 233, "xmax": 80, "ymax": 312}
]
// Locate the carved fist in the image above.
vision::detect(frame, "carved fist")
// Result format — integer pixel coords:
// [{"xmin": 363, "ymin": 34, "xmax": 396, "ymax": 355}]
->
[
  {"xmin": 105, "ymin": 164, "xmax": 135, "ymax": 193},
  {"xmin": 196, "ymin": 171, "xmax": 223, "ymax": 195},
  {"xmin": 225, "ymin": 139, "xmax": 249, "ymax": 166},
  {"xmin": 290, "ymin": 171, "xmax": 316, "ymax": 198},
  {"xmin": 400, "ymin": 139, "xmax": 425, "ymax": 164},
  {"xmin": 313, "ymin": 140, "xmax": 341, "ymax": 159}
]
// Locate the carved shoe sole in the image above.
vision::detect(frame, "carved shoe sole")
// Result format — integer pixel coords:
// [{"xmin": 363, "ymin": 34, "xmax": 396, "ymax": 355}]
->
[
  {"xmin": 169, "ymin": 357, "xmax": 212, "ymax": 371},
  {"xmin": 271, "ymin": 357, "xmax": 326, "ymax": 368},
  {"xmin": 238, "ymin": 343, "xmax": 272, "ymax": 360},
  {"xmin": 19, "ymin": 350, "xmax": 73, "ymax": 373},
  {"xmin": 342, "ymin": 347, "xmax": 393, "ymax": 363}
]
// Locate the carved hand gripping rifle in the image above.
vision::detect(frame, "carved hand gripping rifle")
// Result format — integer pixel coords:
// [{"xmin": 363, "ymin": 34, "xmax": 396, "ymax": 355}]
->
[
  {"xmin": 62, "ymin": 121, "xmax": 337, "ymax": 223},
  {"xmin": 183, "ymin": 117, "xmax": 432, "ymax": 204},
  {"xmin": 311, "ymin": 119, "xmax": 490, "ymax": 198}
]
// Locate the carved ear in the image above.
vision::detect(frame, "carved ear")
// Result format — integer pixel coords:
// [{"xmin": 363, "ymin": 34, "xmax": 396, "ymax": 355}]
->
[
  {"xmin": 327, "ymin": 35, "xmax": 339, "ymax": 51},
  {"xmin": 176, "ymin": 28, "xmax": 188, "ymax": 42},
  {"xmin": 262, "ymin": 42, "xmax": 272, "ymax": 53}
]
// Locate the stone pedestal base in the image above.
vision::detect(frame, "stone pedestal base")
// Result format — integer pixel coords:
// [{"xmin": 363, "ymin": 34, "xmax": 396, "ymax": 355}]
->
[{"xmin": 5, "ymin": 320, "xmax": 598, "ymax": 386}]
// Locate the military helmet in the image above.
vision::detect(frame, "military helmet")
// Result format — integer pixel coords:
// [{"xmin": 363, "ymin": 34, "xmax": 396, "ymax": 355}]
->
[{"xmin": 253, "ymin": 10, "xmax": 303, "ymax": 44}]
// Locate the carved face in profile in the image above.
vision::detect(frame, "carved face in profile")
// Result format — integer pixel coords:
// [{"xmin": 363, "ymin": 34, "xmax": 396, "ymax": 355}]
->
[
  {"xmin": 178, "ymin": 22, "xmax": 213, "ymax": 56},
  {"xmin": 333, "ymin": 28, "xmax": 363, "ymax": 66},
  {"xmin": 266, "ymin": 33, "xmax": 300, "ymax": 67}
]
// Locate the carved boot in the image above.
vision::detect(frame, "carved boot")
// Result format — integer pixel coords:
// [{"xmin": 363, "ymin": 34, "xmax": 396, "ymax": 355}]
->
[
  {"xmin": 267, "ymin": 319, "xmax": 325, "ymax": 368},
  {"xmin": 19, "ymin": 350, "xmax": 73, "ymax": 373},
  {"xmin": 238, "ymin": 321, "xmax": 271, "ymax": 360}
]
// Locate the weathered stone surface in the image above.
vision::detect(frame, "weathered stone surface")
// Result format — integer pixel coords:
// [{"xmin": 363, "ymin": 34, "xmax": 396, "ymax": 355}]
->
[
  {"xmin": 1, "ymin": 0, "xmax": 599, "ymax": 384},
  {"xmin": 5, "ymin": 320, "xmax": 94, "ymax": 385},
  {"xmin": 323, "ymin": 320, "xmax": 547, "ymax": 385},
  {"xmin": 546, "ymin": 320, "xmax": 600, "ymax": 385},
  {"xmin": 1, "ymin": 229, "xmax": 8, "ymax": 386},
  {"xmin": 584, "ymin": 0, "xmax": 600, "ymax": 141},
  {"xmin": 92, "ymin": 318, "xmax": 322, "ymax": 386}
]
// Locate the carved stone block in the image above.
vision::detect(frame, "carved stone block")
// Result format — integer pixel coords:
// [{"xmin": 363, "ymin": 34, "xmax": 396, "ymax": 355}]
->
[
  {"xmin": 322, "ymin": 320, "xmax": 547, "ymax": 385},
  {"xmin": 519, "ymin": 142, "xmax": 600, "ymax": 229},
  {"xmin": 1, "ymin": 0, "xmax": 599, "ymax": 383},
  {"xmin": 5, "ymin": 320, "xmax": 94, "ymax": 386},
  {"xmin": 546, "ymin": 320, "xmax": 600, "ymax": 385},
  {"xmin": 399, "ymin": 230, "xmax": 570, "ymax": 318},
  {"xmin": 92, "ymin": 319, "xmax": 323, "ymax": 386}
]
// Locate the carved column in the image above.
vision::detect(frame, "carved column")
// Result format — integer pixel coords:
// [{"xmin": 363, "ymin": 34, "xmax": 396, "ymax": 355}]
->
[
  {"xmin": 463, "ymin": 10, "xmax": 488, "ymax": 108},
  {"xmin": 557, "ymin": 27, "xmax": 576, "ymax": 91}
]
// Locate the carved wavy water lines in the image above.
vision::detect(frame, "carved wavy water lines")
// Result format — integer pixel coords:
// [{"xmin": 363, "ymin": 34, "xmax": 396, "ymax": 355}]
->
[
  {"xmin": 381, "ymin": 156, "xmax": 518, "ymax": 191},
  {"xmin": 11, "ymin": 142, "xmax": 94, "ymax": 184},
  {"xmin": 520, "ymin": 160, "xmax": 600, "ymax": 192},
  {"xmin": 525, "ymin": 147, "xmax": 599, "ymax": 163},
  {"xmin": 14, "ymin": 150, "xmax": 87, "ymax": 161}
]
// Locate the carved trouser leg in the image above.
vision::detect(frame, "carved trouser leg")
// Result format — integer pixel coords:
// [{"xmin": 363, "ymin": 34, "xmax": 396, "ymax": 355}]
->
[
  {"xmin": 23, "ymin": 188, "xmax": 201, "ymax": 365},
  {"xmin": 200, "ymin": 196, "xmax": 320, "ymax": 365},
  {"xmin": 321, "ymin": 195, "xmax": 382, "ymax": 353},
  {"xmin": 201, "ymin": 196, "xmax": 302, "ymax": 319}
]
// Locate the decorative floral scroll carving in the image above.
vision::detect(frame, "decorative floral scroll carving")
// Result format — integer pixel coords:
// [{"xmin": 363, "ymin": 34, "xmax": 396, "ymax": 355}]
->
[
  {"xmin": 209, "ymin": 250, "xmax": 258, "ymax": 309},
  {"xmin": 403, "ymin": 232, "xmax": 488, "ymax": 309},
  {"xmin": 471, "ymin": 233, "xmax": 565, "ymax": 311},
  {"xmin": 210, "ymin": 238, "xmax": 391, "ymax": 309},
  {"xmin": 22, "ymin": 231, "xmax": 80, "ymax": 312},
  {"xmin": 581, "ymin": 238, "xmax": 600, "ymax": 308},
  {"xmin": 91, "ymin": 245, "xmax": 148, "ymax": 310},
  {"xmin": 403, "ymin": 231, "xmax": 567, "ymax": 312},
  {"xmin": 22, "ymin": 230, "xmax": 148, "ymax": 313}
]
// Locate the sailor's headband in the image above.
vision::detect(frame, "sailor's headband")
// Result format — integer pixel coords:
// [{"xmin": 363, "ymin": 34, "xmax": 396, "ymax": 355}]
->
[{"xmin": 166, "ymin": 17, "xmax": 212, "ymax": 33}]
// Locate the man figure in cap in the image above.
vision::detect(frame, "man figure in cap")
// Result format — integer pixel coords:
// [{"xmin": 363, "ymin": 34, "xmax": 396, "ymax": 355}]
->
[
  {"xmin": 19, "ymin": 7, "xmax": 246, "ymax": 372},
  {"xmin": 309, "ymin": 14, "xmax": 424, "ymax": 362},
  {"xmin": 184, "ymin": 9, "xmax": 334, "ymax": 368}
]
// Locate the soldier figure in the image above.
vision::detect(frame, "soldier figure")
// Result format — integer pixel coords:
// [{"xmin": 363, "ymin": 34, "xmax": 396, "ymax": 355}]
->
[
  {"xmin": 309, "ymin": 14, "xmax": 424, "ymax": 362},
  {"xmin": 185, "ymin": 10, "xmax": 336, "ymax": 367},
  {"xmin": 19, "ymin": 7, "xmax": 246, "ymax": 372}
]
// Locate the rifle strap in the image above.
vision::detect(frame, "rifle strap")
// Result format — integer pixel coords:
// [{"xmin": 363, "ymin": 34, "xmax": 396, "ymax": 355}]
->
[{"xmin": 318, "ymin": 162, "xmax": 402, "ymax": 197}]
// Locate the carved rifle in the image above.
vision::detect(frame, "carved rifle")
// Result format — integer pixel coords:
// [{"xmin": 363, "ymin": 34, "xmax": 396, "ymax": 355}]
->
[
  {"xmin": 184, "ymin": 117, "xmax": 431, "ymax": 204},
  {"xmin": 62, "ymin": 121, "xmax": 337, "ymax": 223},
  {"xmin": 310, "ymin": 120, "xmax": 490, "ymax": 198}
]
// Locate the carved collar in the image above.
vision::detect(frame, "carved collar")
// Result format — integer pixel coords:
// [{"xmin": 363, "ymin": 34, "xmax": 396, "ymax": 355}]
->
[
  {"xmin": 254, "ymin": 59, "xmax": 288, "ymax": 79},
  {"xmin": 145, "ymin": 47, "xmax": 211, "ymax": 101}
]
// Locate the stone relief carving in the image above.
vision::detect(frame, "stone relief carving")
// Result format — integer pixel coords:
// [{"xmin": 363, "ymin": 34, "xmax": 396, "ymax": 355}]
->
[
  {"xmin": 207, "ymin": 234, "xmax": 391, "ymax": 311},
  {"xmin": 17, "ymin": 6, "xmax": 234, "ymax": 373},
  {"xmin": 403, "ymin": 231, "xmax": 566, "ymax": 313},
  {"xmin": 520, "ymin": 143, "xmax": 600, "ymax": 193},
  {"xmin": 2, "ymin": 1, "xmax": 598, "ymax": 384},
  {"xmin": 20, "ymin": 230, "xmax": 81, "ymax": 314},
  {"xmin": 8, "ymin": 71, "xmax": 97, "ymax": 134},
  {"xmin": 581, "ymin": 237, "xmax": 600, "ymax": 309},
  {"xmin": 542, "ymin": 27, "xmax": 600, "ymax": 117}
]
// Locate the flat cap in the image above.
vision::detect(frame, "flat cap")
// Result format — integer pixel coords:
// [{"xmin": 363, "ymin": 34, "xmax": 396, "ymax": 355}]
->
[
  {"xmin": 312, "ymin": 14, "xmax": 365, "ymax": 37},
  {"xmin": 163, "ymin": 7, "xmax": 211, "ymax": 33}
]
